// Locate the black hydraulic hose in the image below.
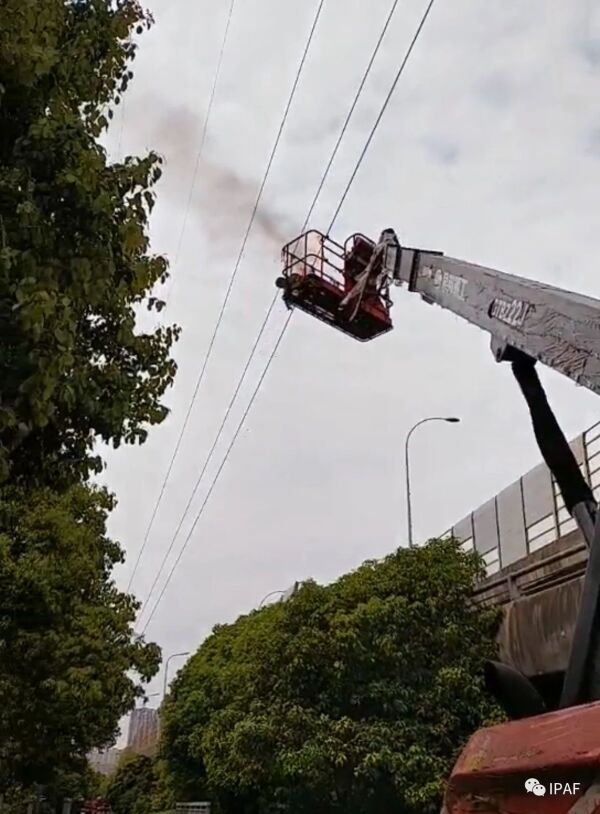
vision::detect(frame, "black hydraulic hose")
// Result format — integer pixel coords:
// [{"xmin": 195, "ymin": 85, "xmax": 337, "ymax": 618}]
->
[{"xmin": 511, "ymin": 355, "xmax": 594, "ymax": 515}]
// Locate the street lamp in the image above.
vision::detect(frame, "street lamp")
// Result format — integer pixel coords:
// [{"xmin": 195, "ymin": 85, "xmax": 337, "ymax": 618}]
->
[
  {"xmin": 405, "ymin": 416, "xmax": 460, "ymax": 548},
  {"xmin": 258, "ymin": 590, "xmax": 285, "ymax": 608},
  {"xmin": 163, "ymin": 651, "xmax": 190, "ymax": 697},
  {"xmin": 258, "ymin": 583, "xmax": 299, "ymax": 609},
  {"xmin": 141, "ymin": 692, "xmax": 160, "ymax": 707}
]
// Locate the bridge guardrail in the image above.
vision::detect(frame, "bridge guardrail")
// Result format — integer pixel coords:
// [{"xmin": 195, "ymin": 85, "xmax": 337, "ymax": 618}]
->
[
  {"xmin": 442, "ymin": 420, "xmax": 600, "ymax": 579},
  {"xmin": 471, "ymin": 531, "xmax": 587, "ymax": 607}
]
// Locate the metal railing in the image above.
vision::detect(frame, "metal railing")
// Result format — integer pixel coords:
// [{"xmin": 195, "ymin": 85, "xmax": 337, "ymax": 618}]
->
[
  {"xmin": 471, "ymin": 533, "xmax": 587, "ymax": 606},
  {"xmin": 175, "ymin": 804, "xmax": 210, "ymax": 814},
  {"xmin": 444, "ymin": 419, "xmax": 600, "ymax": 578}
]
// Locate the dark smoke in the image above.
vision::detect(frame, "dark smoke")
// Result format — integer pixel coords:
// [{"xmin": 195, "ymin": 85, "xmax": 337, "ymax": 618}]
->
[{"xmin": 147, "ymin": 102, "xmax": 291, "ymax": 249}]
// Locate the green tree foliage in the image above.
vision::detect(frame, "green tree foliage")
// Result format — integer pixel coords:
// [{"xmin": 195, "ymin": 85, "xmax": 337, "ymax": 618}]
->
[
  {"xmin": 1, "ymin": 766, "xmax": 105, "ymax": 814},
  {"xmin": 42, "ymin": 764, "xmax": 107, "ymax": 809},
  {"xmin": 0, "ymin": 0, "xmax": 179, "ymax": 487},
  {"xmin": 106, "ymin": 754, "xmax": 160, "ymax": 814},
  {"xmin": 160, "ymin": 539, "xmax": 502, "ymax": 814},
  {"xmin": 0, "ymin": 483, "xmax": 161, "ymax": 790}
]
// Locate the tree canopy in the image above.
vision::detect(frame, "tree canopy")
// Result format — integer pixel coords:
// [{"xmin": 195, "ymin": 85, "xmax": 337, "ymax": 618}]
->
[
  {"xmin": 0, "ymin": 0, "xmax": 179, "ymax": 488},
  {"xmin": 104, "ymin": 752, "xmax": 175, "ymax": 814},
  {"xmin": 0, "ymin": 483, "xmax": 161, "ymax": 790},
  {"xmin": 0, "ymin": 0, "xmax": 171, "ymax": 791},
  {"xmin": 160, "ymin": 539, "xmax": 502, "ymax": 814},
  {"xmin": 106, "ymin": 754, "xmax": 157, "ymax": 814}
]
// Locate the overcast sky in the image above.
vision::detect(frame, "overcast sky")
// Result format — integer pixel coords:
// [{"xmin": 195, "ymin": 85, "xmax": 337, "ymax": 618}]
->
[{"xmin": 99, "ymin": 0, "xmax": 600, "ymax": 725}]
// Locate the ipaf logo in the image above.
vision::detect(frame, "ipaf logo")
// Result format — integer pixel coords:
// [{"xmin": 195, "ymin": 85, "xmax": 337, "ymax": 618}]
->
[{"xmin": 525, "ymin": 778, "xmax": 581, "ymax": 797}]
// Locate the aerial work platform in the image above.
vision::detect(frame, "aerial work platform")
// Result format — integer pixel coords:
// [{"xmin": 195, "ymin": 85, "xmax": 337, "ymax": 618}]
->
[{"xmin": 275, "ymin": 230, "xmax": 393, "ymax": 341}]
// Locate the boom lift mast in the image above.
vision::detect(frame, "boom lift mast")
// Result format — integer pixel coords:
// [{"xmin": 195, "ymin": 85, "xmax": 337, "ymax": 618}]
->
[{"xmin": 275, "ymin": 228, "xmax": 600, "ymax": 813}]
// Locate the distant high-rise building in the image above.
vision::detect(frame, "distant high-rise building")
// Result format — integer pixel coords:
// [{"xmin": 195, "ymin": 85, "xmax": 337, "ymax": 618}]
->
[
  {"xmin": 127, "ymin": 706, "xmax": 160, "ymax": 754},
  {"xmin": 88, "ymin": 747, "xmax": 122, "ymax": 776}
]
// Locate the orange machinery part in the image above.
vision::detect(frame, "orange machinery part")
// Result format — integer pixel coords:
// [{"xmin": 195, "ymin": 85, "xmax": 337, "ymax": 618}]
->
[{"xmin": 444, "ymin": 700, "xmax": 600, "ymax": 813}]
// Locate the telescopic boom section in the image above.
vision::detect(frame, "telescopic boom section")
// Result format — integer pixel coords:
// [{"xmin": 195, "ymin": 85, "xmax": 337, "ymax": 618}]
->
[{"xmin": 276, "ymin": 228, "xmax": 600, "ymax": 397}]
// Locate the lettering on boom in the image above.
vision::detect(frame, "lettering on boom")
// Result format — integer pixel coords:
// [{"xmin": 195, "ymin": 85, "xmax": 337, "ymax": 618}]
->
[
  {"xmin": 489, "ymin": 297, "xmax": 531, "ymax": 328},
  {"xmin": 421, "ymin": 266, "xmax": 468, "ymax": 301}
]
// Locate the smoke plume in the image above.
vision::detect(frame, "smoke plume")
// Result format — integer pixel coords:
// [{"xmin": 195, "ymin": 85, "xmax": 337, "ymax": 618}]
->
[{"xmin": 147, "ymin": 102, "xmax": 291, "ymax": 250}]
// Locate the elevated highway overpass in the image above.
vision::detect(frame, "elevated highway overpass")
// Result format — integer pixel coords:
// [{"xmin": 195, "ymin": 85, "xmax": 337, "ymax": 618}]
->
[{"xmin": 442, "ymin": 419, "xmax": 600, "ymax": 705}]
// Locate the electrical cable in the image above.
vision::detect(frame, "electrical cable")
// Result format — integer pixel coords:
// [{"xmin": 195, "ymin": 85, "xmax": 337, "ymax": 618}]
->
[
  {"xmin": 328, "ymin": 0, "xmax": 437, "ymax": 233},
  {"xmin": 136, "ymin": 295, "xmax": 279, "ymax": 619},
  {"xmin": 136, "ymin": 0, "xmax": 404, "ymax": 618},
  {"xmin": 126, "ymin": 0, "xmax": 326, "ymax": 593},
  {"xmin": 126, "ymin": 0, "xmax": 237, "ymax": 592},
  {"xmin": 163, "ymin": 0, "xmax": 238, "ymax": 309},
  {"xmin": 141, "ymin": 311, "xmax": 292, "ymax": 632},
  {"xmin": 138, "ymin": 0, "xmax": 437, "ymax": 626},
  {"xmin": 303, "ymin": 0, "xmax": 402, "ymax": 228}
]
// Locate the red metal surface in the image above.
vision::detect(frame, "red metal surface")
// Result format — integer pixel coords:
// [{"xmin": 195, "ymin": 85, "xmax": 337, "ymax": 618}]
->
[
  {"xmin": 82, "ymin": 800, "xmax": 111, "ymax": 814},
  {"xmin": 279, "ymin": 230, "xmax": 392, "ymax": 341},
  {"xmin": 343, "ymin": 235, "xmax": 391, "ymax": 322},
  {"xmin": 444, "ymin": 702, "xmax": 600, "ymax": 813}
]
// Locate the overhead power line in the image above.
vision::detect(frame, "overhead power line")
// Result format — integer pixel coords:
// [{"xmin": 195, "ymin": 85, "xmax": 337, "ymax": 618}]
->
[
  {"xmin": 136, "ymin": 295, "xmax": 279, "ymax": 621},
  {"xmin": 141, "ymin": 312, "xmax": 292, "ymax": 633},
  {"xmin": 127, "ymin": 0, "xmax": 328, "ymax": 594},
  {"xmin": 303, "ymin": 0, "xmax": 402, "ymax": 229},
  {"xmin": 139, "ymin": 0, "xmax": 438, "ymax": 630},
  {"xmin": 136, "ymin": 0, "xmax": 405, "ymax": 619},
  {"xmin": 126, "ymin": 0, "xmax": 237, "ymax": 593},
  {"xmin": 328, "ymin": 0, "xmax": 437, "ymax": 233},
  {"xmin": 164, "ymin": 0, "xmax": 238, "ymax": 308}
]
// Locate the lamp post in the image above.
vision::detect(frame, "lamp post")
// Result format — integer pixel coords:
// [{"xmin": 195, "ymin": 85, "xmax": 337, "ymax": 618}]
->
[
  {"xmin": 258, "ymin": 590, "xmax": 285, "ymax": 608},
  {"xmin": 163, "ymin": 651, "xmax": 190, "ymax": 698},
  {"xmin": 258, "ymin": 582, "xmax": 300, "ymax": 608},
  {"xmin": 141, "ymin": 692, "xmax": 160, "ymax": 707},
  {"xmin": 405, "ymin": 416, "xmax": 460, "ymax": 548}
]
